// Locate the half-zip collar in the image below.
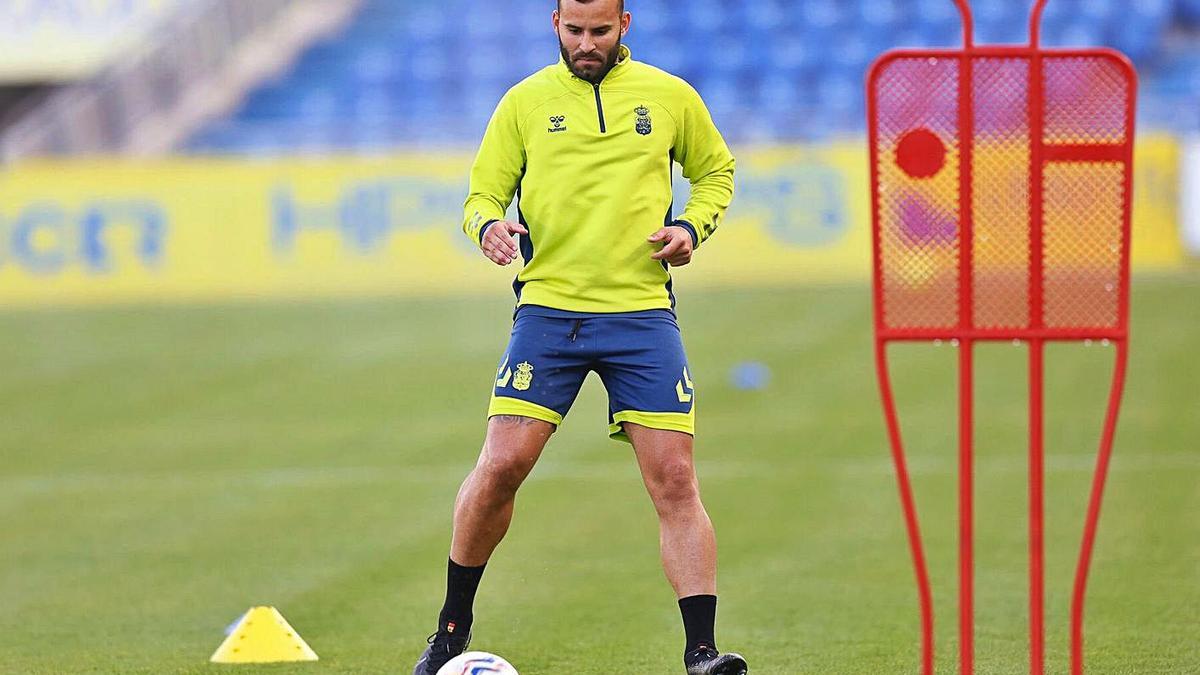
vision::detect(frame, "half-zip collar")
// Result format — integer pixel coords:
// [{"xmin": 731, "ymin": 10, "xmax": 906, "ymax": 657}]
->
[{"xmin": 557, "ymin": 45, "xmax": 630, "ymax": 134}]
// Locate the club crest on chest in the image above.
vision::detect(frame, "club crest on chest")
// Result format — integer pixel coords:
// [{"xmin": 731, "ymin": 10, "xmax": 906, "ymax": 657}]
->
[{"xmin": 635, "ymin": 105, "xmax": 652, "ymax": 135}]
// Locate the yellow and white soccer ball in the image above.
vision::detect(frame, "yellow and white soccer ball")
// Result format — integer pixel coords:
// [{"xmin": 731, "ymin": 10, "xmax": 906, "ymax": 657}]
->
[{"xmin": 436, "ymin": 651, "xmax": 519, "ymax": 675}]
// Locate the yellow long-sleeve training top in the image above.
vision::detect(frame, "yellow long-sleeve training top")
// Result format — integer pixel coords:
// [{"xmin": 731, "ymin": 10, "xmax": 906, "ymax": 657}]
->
[{"xmin": 462, "ymin": 45, "xmax": 736, "ymax": 313}]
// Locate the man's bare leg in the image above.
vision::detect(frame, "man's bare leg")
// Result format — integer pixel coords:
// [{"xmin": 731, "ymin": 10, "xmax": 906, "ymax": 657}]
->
[
  {"xmin": 626, "ymin": 423, "xmax": 745, "ymax": 674},
  {"xmin": 450, "ymin": 415, "xmax": 555, "ymax": 566},
  {"xmin": 416, "ymin": 415, "xmax": 556, "ymax": 675},
  {"xmin": 626, "ymin": 422, "xmax": 717, "ymax": 598}
]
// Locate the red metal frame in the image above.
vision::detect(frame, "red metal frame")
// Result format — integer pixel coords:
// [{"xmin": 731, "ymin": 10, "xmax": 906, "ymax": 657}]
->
[{"xmin": 866, "ymin": 2, "xmax": 1136, "ymax": 674}]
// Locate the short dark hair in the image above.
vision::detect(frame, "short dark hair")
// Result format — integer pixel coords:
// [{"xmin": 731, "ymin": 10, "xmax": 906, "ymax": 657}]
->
[{"xmin": 557, "ymin": 0, "xmax": 625, "ymax": 15}]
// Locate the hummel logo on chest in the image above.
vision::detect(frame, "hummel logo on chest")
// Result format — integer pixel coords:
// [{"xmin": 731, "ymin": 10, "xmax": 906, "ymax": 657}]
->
[{"xmin": 548, "ymin": 115, "xmax": 567, "ymax": 133}]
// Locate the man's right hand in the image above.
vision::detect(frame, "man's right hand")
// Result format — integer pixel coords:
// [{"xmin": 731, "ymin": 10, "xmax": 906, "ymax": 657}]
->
[{"xmin": 481, "ymin": 220, "xmax": 528, "ymax": 266}]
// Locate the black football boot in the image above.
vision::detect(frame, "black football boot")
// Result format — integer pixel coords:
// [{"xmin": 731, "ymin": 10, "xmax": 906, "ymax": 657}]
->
[
  {"xmin": 412, "ymin": 628, "xmax": 471, "ymax": 675},
  {"xmin": 685, "ymin": 645, "xmax": 749, "ymax": 675}
]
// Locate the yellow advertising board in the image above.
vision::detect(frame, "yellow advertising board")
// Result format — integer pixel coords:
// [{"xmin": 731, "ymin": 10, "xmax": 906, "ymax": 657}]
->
[{"xmin": 0, "ymin": 139, "xmax": 1184, "ymax": 308}]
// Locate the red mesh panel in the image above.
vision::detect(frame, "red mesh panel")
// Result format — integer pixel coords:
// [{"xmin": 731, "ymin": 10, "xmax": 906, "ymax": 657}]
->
[
  {"xmin": 871, "ymin": 49, "xmax": 1133, "ymax": 338},
  {"xmin": 1044, "ymin": 56, "xmax": 1129, "ymax": 144},
  {"xmin": 972, "ymin": 58, "xmax": 1031, "ymax": 329},
  {"xmin": 1042, "ymin": 162, "xmax": 1124, "ymax": 329},
  {"xmin": 875, "ymin": 56, "xmax": 961, "ymax": 330}
]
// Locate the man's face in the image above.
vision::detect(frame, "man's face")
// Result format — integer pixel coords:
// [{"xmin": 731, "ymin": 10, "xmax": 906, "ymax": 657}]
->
[{"xmin": 553, "ymin": 0, "xmax": 630, "ymax": 84}]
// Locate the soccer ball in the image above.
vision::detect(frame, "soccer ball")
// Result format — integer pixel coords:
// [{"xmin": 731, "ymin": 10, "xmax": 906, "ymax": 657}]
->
[{"xmin": 435, "ymin": 651, "xmax": 519, "ymax": 675}]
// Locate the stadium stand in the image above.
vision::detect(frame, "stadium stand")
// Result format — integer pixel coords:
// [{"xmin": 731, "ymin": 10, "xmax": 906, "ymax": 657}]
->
[{"xmin": 186, "ymin": 0, "xmax": 1200, "ymax": 153}]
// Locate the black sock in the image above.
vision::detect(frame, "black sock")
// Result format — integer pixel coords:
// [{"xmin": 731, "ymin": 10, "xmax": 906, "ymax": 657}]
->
[
  {"xmin": 679, "ymin": 594, "xmax": 718, "ymax": 656},
  {"xmin": 438, "ymin": 558, "xmax": 486, "ymax": 636}
]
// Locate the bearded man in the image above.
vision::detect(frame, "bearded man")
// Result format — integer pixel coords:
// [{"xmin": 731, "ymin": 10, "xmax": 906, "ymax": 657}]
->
[{"xmin": 413, "ymin": 1, "xmax": 744, "ymax": 672}]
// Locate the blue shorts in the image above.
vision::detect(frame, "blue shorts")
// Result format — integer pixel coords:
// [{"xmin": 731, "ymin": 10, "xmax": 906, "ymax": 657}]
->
[{"xmin": 488, "ymin": 305, "xmax": 695, "ymax": 443}]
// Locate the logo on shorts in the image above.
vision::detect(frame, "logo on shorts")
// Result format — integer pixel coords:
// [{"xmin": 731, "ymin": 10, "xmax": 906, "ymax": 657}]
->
[
  {"xmin": 496, "ymin": 356, "xmax": 513, "ymax": 388},
  {"xmin": 513, "ymin": 361, "xmax": 535, "ymax": 391},
  {"xmin": 676, "ymin": 367, "xmax": 694, "ymax": 403},
  {"xmin": 635, "ymin": 105, "xmax": 652, "ymax": 135},
  {"xmin": 548, "ymin": 115, "xmax": 567, "ymax": 133}
]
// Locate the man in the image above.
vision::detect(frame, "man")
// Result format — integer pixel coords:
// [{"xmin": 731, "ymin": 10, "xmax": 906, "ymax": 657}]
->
[{"xmin": 414, "ymin": 1, "xmax": 744, "ymax": 673}]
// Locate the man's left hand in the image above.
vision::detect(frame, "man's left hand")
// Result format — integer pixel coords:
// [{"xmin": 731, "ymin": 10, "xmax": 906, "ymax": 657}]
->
[{"xmin": 648, "ymin": 226, "xmax": 694, "ymax": 267}]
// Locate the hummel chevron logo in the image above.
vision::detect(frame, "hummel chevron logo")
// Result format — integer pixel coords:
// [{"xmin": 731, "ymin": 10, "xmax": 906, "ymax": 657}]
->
[
  {"xmin": 496, "ymin": 357, "xmax": 512, "ymax": 388},
  {"xmin": 676, "ymin": 367, "xmax": 694, "ymax": 403}
]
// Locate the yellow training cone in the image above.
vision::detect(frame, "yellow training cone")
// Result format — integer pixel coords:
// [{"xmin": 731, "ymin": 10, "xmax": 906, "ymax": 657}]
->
[{"xmin": 210, "ymin": 606, "xmax": 319, "ymax": 664}]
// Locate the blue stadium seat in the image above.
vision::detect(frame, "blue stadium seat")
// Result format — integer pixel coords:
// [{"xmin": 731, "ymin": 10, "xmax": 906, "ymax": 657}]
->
[
  {"xmin": 858, "ymin": 0, "xmax": 903, "ymax": 33},
  {"xmin": 1184, "ymin": 0, "xmax": 1200, "ymax": 24},
  {"xmin": 816, "ymin": 71, "xmax": 864, "ymax": 116},
  {"xmin": 633, "ymin": 0, "xmax": 670, "ymax": 34},
  {"xmin": 758, "ymin": 72, "xmax": 813, "ymax": 114},
  {"xmin": 465, "ymin": 3, "xmax": 507, "ymax": 40},
  {"xmin": 694, "ymin": 75, "xmax": 741, "ymax": 119},
  {"xmin": 410, "ymin": 80, "xmax": 464, "ymax": 114},
  {"xmin": 829, "ymin": 28, "xmax": 871, "ymax": 75},
  {"xmin": 295, "ymin": 41, "xmax": 355, "ymax": 70},
  {"xmin": 350, "ymin": 46, "xmax": 402, "ymax": 85},
  {"xmin": 295, "ymin": 87, "xmax": 351, "ymax": 122},
  {"xmin": 917, "ymin": 21, "xmax": 964, "ymax": 48},
  {"xmin": 1077, "ymin": 0, "xmax": 1118, "ymax": 26},
  {"xmin": 239, "ymin": 84, "xmax": 303, "ymax": 119},
  {"xmin": 1134, "ymin": 0, "xmax": 1174, "ymax": 23},
  {"xmin": 681, "ymin": 0, "xmax": 723, "ymax": 33},
  {"xmin": 409, "ymin": 43, "xmax": 454, "ymax": 84},
  {"xmin": 340, "ymin": 14, "xmax": 404, "ymax": 42},
  {"xmin": 353, "ymin": 87, "xmax": 399, "ymax": 122},
  {"xmin": 644, "ymin": 39, "xmax": 686, "ymax": 76},
  {"xmin": 973, "ymin": 0, "xmax": 1017, "ymax": 23},
  {"xmin": 464, "ymin": 81, "xmax": 507, "ymax": 116},
  {"xmin": 869, "ymin": 26, "xmax": 926, "ymax": 53},
  {"xmin": 1158, "ymin": 54, "xmax": 1200, "ymax": 95},
  {"xmin": 767, "ymin": 35, "xmax": 814, "ymax": 73},
  {"xmin": 463, "ymin": 44, "xmax": 512, "ymax": 83},
  {"xmin": 745, "ymin": 0, "xmax": 785, "ymax": 32},
  {"xmin": 757, "ymin": 73, "xmax": 797, "ymax": 107},
  {"xmin": 1039, "ymin": 0, "xmax": 1079, "ymax": 24},
  {"xmin": 707, "ymin": 32, "xmax": 751, "ymax": 76},
  {"xmin": 518, "ymin": 5, "xmax": 551, "ymax": 40},
  {"xmin": 916, "ymin": 0, "xmax": 962, "ymax": 28},
  {"xmin": 802, "ymin": 0, "xmax": 847, "ymax": 32},
  {"xmin": 1109, "ymin": 16, "xmax": 1165, "ymax": 63},
  {"xmin": 520, "ymin": 37, "xmax": 559, "ymax": 75},
  {"xmin": 404, "ymin": 4, "xmax": 450, "ymax": 42},
  {"xmin": 970, "ymin": 0, "xmax": 1026, "ymax": 44},
  {"xmin": 739, "ymin": 27, "xmax": 775, "ymax": 71},
  {"xmin": 1041, "ymin": 15, "xmax": 1106, "ymax": 48},
  {"xmin": 355, "ymin": 1, "xmax": 406, "ymax": 20}
]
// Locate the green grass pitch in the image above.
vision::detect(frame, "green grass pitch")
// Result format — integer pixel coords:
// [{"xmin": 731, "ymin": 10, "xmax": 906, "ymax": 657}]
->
[{"xmin": 1, "ymin": 275, "xmax": 1197, "ymax": 674}]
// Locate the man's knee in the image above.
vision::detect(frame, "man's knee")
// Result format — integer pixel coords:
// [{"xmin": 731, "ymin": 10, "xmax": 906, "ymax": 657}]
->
[
  {"xmin": 475, "ymin": 451, "xmax": 535, "ymax": 494},
  {"xmin": 475, "ymin": 416, "xmax": 553, "ymax": 494},
  {"xmin": 646, "ymin": 459, "xmax": 701, "ymax": 510}
]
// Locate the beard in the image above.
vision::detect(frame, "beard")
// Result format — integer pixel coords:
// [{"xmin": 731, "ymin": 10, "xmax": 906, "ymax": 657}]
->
[{"xmin": 559, "ymin": 36, "xmax": 622, "ymax": 84}]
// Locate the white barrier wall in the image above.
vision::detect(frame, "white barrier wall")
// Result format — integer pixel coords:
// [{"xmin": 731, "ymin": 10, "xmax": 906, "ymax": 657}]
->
[{"xmin": 1183, "ymin": 138, "xmax": 1200, "ymax": 255}]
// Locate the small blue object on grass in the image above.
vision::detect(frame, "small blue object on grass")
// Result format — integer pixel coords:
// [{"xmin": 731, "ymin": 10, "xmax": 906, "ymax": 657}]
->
[
  {"xmin": 731, "ymin": 361, "xmax": 771, "ymax": 390},
  {"xmin": 224, "ymin": 610, "xmax": 249, "ymax": 636}
]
